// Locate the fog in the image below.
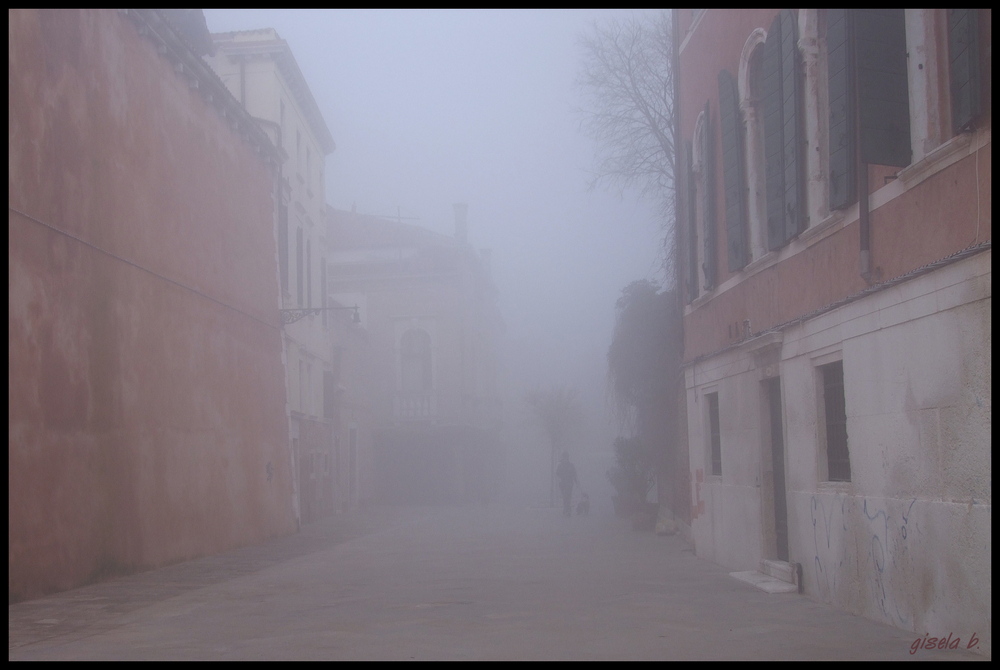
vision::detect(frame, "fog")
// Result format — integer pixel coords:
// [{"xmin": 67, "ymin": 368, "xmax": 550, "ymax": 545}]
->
[{"xmin": 204, "ymin": 9, "xmax": 666, "ymax": 505}]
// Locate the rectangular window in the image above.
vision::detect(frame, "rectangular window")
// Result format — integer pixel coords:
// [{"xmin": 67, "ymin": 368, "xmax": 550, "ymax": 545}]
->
[
  {"xmin": 298, "ymin": 360, "xmax": 305, "ymax": 412},
  {"xmin": 349, "ymin": 426, "xmax": 358, "ymax": 502},
  {"xmin": 278, "ymin": 203, "xmax": 288, "ymax": 294},
  {"xmin": 321, "ymin": 258, "xmax": 327, "ymax": 328},
  {"xmin": 279, "ymin": 99, "xmax": 285, "ymax": 149},
  {"xmin": 821, "ymin": 361, "xmax": 851, "ymax": 481},
  {"xmin": 306, "ymin": 364, "xmax": 312, "ymax": 416},
  {"xmin": 306, "ymin": 239, "xmax": 312, "ymax": 308},
  {"xmin": 827, "ymin": 8, "xmax": 912, "ymax": 211},
  {"xmin": 323, "ymin": 370, "xmax": 336, "ymax": 420},
  {"xmin": 307, "ymin": 146, "xmax": 312, "ymax": 187},
  {"xmin": 333, "ymin": 346, "xmax": 343, "ymax": 383},
  {"xmin": 707, "ymin": 392, "xmax": 722, "ymax": 476},
  {"xmin": 296, "ymin": 227, "xmax": 303, "ymax": 306},
  {"xmin": 949, "ymin": 9, "xmax": 984, "ymax": 133}
]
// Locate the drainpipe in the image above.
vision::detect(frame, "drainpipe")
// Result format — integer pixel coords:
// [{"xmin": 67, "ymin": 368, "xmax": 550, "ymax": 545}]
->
[
  {"xmin": 852, "ymin": 16, "xmax": 872, "ymax": 282},
  {"xmin": 858, "ymin": 162, "xmax": 870, "ymax": 281}
]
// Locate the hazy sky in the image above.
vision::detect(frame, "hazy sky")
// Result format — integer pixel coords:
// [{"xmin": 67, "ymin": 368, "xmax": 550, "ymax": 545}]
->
[{"xmin": 204, "ymin": 10, "xmax": 666, "ymax": 470}]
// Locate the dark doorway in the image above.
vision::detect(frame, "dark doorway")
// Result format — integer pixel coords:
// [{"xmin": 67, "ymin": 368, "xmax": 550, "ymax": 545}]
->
[{"xmin": 766, "ymin": 377, "xmax": 789, "ymax": 562}]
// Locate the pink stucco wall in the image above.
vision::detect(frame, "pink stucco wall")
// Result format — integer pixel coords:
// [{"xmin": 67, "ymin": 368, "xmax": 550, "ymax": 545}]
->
[
  {"xmin": 679, "ymin": 9, "xmax": 993, "ymax": 361},
  {"xmin": 9, "ymin": 9, "xmax": 296, "ymax": 602}
]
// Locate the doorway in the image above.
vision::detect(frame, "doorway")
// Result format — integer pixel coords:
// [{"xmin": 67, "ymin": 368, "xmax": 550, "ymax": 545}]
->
[{"xmin": 765, "ymin": 377, "xmax": 789, "ymax": 562}]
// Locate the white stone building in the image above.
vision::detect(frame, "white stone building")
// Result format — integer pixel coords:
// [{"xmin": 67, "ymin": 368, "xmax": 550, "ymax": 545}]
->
[{"xmin": 207, "ymin": 29, "xmax": 355, "ymax": 523}]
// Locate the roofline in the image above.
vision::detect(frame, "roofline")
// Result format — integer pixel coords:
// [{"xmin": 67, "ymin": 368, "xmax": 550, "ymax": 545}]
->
[
  {"xmin": 122, "ymin": 10, "xmax": 282, "ymax": 168},
  {"xmin": 326, "ymin": 207, "xmax": 461, "ymax": 247},
  {"xmin": 212, "ymin": 31, "xmax": 336, "ymax": 155}
]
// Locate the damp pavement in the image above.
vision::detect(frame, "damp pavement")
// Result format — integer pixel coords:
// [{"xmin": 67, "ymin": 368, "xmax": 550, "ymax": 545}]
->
[{"xmin": 8, "ymin": 505, "xmax": 985, "ymax": 660}]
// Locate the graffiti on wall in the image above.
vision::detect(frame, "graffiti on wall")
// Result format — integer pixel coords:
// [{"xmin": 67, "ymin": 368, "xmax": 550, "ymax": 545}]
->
[
  {"xmin": 810, "ymin": 495, "xmax": 847, "ymax": 602},
  {"xmin": 810, "ymin": 494, "xmax": 919, "ymax": 628}
]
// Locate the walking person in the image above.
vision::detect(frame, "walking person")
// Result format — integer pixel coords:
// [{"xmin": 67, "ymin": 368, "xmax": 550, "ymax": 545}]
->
[{"xmin": 555, "ymin": 452, "xmax": 579, "ymax": 517}]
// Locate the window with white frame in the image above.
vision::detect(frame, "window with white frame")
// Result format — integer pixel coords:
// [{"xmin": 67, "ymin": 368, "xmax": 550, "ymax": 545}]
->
[
  {"xmin": 686, "ymin": 107, "xmax": 718, "ymax": 300},
  {"xmin": 736, "ymin": 29, "xmax": 769, "ymax": 264}
]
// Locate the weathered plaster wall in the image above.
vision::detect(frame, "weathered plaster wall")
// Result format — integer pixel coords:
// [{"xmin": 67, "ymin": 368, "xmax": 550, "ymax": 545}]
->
[
  {"xmin": 782, "ymin": 252, "xmax": 991, "ymax": 653},
  {"xmin": 9, "ymin": 9, "xmax": 296, "ymax": 602},
  {"xmin": 686, "ymin": 251, "xmax": 990, "ymax": 652},
  {"xmin": 685, "ymin": 351, "xmax": 766, "ymax": 571}
]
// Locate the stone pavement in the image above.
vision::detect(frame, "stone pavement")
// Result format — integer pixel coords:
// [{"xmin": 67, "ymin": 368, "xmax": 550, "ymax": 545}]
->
[{"xmin": 8, "ymin": 505, "xmax": 985, "ymax": 660}]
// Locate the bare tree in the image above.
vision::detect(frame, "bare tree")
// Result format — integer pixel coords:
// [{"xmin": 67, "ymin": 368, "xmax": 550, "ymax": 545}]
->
[
  {"xmin": 577, "ymin": 11, "xmax": 677, "ymax": 281},
  {"xmin": 525, "ymin": 386, "xmax": 582, "ymax": 507},
  {"xmin": 579, "ymin": 13, "xmax": 688, "ymax": 525}
]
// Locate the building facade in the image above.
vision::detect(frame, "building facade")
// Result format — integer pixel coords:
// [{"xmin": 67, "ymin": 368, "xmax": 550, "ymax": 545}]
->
[
  {"xmin": 9, "ymin": 9, "xmax": 296, "ymax": 601},
  {"xmin": 675, "ymin": 9, "xmax": 990, "ymax": 651},
  {"xmin": 206, "ymin": 29, "xmax": 357, "ymax": 522},
  {"xmin": 326, "ymin": 205, "xmax": 504, "ymax": 504}
]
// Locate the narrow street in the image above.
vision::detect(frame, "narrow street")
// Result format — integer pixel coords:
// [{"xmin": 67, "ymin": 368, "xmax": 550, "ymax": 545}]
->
[{"xmin": 8, "ymin": 506, "xmax": 976, "ymax": 660}]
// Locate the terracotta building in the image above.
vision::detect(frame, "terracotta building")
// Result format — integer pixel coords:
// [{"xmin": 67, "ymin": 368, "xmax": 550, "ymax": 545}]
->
[
  {"xmin": 9, "ymin": 9, "xmax": 296, "ymax": 601},
  {"xmin": 326, "ymin": 205, "xmax": 504, "ymax": 504},
  {"xmin": 206, "ymin": 29, "xmax": 361, "ymax": 522},
  {"xmin": 674, "ymin": 9, "xmax": 990, "ymax": 650}
]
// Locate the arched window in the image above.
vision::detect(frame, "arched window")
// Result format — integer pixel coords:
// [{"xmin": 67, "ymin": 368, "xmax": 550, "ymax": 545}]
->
[
  {"xmin": 400, "ymin": 329, "xmax": 432, "ymax": 393},
  {"xmin": 719, "ymin": 67, "xmax": 748, "ymax": 271},
  {"xmin": 684, "ymin": 104, "xmax": 719, "ymax": 302},
  {"xmin": 738, "ymin": 29, "xmax": 769, "ymax": 262}
]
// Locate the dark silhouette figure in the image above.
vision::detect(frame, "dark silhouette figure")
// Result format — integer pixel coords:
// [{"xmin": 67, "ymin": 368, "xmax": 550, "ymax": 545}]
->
[
  {"xmin": 555, "ymin": 452, "xmax": 579, "ymax": 517},
  {"xmin": 576, "ymin": 492, "xmax": 590, "ymax": 515}
]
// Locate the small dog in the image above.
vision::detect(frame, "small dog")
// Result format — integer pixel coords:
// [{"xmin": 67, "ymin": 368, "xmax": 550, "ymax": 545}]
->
[{"xmin": 576, "ymin": 493, "xmax": 590, "ymax": 516}]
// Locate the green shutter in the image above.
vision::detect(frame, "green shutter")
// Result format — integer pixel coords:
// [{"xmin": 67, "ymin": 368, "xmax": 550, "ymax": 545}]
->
[
  {"xmin": 856, "ymin": 9, "xmax": 911, "ymax": 167},
  {"xmin": 701, "ymin": 101, "xmax": 717, "ymax": 290},
  {"xmin": 779, "ymin": 9, "xmax": 804, "ymax": 240},
  {"xmin": 827, "ymin": 8, "xmax": 856, "ymax": 210},
  {"xmin": 718, "ymin": 69, "xmax": 748, "ymax": 271},
  {"xmin": 949, "ymin": 9, "xmax": 981, "ymax": 133},
  {"xmin": 686, "ymin": 141, "xmax": 699, "ymax": 303},
  {"xmin": 763, "ymin": 13, "xmax": 785, "ymax": 251}
]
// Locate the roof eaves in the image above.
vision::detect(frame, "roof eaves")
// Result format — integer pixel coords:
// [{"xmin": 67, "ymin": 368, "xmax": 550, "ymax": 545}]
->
[
  {"xmin": 124, "ymin": 9, "xmax": 282, "ymax": 168},
  {"xmin": 213, "ymin": 32, "xmax": 336, "ymax": 155}
]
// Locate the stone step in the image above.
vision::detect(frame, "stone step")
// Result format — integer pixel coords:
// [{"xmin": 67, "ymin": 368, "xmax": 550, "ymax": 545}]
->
[
  {"xmin": 728, "ymin": 570, "xmax": 798, "ymax": 594},
  {"xmin": 760, "ymin": 559, "xmax": 798, "ymax": 585}
]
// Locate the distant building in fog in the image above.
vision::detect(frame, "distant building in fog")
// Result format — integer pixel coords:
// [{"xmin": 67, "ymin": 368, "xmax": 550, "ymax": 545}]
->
[
  {"xmin": 675, "ymin": 9, "xmax": 990, "ymax": 650},
  {"xmin": 9, "ymin": 9, "xmax": 295, "ymax": 601},
  {"xmin": 326, "ymin": 205, "xmax": 504, "ymax": 504},
  {"xmin": 207, "ymin": 28, "xmax": 369, "ymax": 522}
]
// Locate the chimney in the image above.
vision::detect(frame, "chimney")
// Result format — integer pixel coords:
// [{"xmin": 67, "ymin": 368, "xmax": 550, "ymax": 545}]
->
[{"xmin": 453, "ymin": 203, "xmax": 468, "ymax": 243}]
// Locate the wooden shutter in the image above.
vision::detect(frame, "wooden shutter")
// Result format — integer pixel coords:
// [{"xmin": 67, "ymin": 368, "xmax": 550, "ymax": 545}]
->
[
  {"xmin": 719, "ymin": 69, "xmax": 748, "ymax": 272},
  {"xmin": 827, "ymin": 8, "xmax": 856, "ymax": 210},
  {"xmin": 701, "ymin": 101, "xmax": 717, "ymax": 290},
  {"xmin": 779, "ymin": 9, "xmax": 804, "ymax": 240},
  {"xmin": 686, "ymin": 141, "xmax": 698, "ymax": 303},
  {"xmin": 762, "ymin": 12, "xmax": 786, "ymax": 251},
  {"xmin": 949, "ymin": 9, "xmax": 981, "ymax": 133},
  {"xmin": 855, "ymin": 9, "xmax": 911, "ymax": 167}
]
